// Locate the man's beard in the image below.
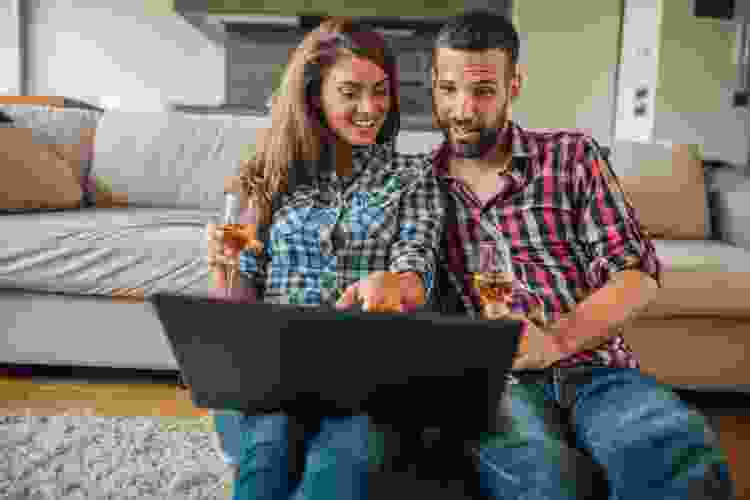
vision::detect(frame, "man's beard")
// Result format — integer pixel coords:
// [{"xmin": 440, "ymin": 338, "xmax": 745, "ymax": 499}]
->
[
  {"xmin": 436, "ymin": 102, "xmax": 511, "ymax": 160},
  {"xmin": 443, "ymin": 127, "xmax": 501, "ymax": 159}
]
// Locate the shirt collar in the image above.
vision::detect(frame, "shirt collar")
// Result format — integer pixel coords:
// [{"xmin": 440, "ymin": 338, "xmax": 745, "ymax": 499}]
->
[
  {"xmin": 430, "ymin": 121, "xmax": 536, "ymax": 179},
  {"xmin": 318, "ymin": 142, "xmax": 390, "ymax": 183},
  {"xmin": 352, "ymin": 142, "xmax": 390, "ymax": 161}
]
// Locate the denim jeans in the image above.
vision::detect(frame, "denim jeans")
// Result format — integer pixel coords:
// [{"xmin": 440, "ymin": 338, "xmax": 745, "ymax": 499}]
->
[
  {"xmin": 213, "ymin": 409, "xmax": 246, "ymax": 466},
  {"xmin": 213, "ymin": 410, "xmax": 380, "ymax": 500},
  {"xmin": 470, "ymin": 366, "xmax": 735, "ymax": 499},
  {"xmin": 216, "ymin": 367, "xmax": 735, "ymax": 499}
]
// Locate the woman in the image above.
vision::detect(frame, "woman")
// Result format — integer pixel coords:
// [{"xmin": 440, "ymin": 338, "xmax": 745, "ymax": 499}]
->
[{"xmin": 205, "ymin": 17, "xmax": 443, "ymax": 500}]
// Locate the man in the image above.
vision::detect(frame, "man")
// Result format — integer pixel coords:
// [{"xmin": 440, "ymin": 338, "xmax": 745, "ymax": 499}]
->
[{"xmin": 422, "ymin": 9, "xmax": 734, "ymax": 500}]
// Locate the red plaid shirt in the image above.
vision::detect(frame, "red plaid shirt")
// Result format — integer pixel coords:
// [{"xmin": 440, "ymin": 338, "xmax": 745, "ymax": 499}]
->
[{"xmin": 432, "ymin": 122, "xmax": 663, "ymax": 369}]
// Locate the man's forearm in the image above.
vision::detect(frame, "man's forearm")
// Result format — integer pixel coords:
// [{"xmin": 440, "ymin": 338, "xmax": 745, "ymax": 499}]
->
[
  {"xmin": 550, "ymin": 270, "xmax": 658, "ymax": 355},
  {"xmin": 397, "ymin": 271, "xmax": 427, "ymax": 311}
]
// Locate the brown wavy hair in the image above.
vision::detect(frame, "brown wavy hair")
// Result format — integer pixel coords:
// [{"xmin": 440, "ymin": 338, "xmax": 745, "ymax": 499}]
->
[{"xmin": 238, "ymin": 17, "xmax": 400, "ymax": 226}]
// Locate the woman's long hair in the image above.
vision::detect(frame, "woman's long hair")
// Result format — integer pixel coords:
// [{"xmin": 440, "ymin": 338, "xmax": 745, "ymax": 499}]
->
[{"xmin": 239, "ymin": 17, "xmax": 400, "ymax": 226}]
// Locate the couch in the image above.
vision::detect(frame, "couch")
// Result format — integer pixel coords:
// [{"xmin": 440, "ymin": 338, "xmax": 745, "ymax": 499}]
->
[{"xmin": 1, "ymin": 100, "xmax": 749, "ymax": 398}]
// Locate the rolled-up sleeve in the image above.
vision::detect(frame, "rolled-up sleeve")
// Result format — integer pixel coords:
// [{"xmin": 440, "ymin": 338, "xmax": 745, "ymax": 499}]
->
[
  {"xmin": 389, "ymin": 166, "xmax": 444, "ymax": 302},
  {"xmin": 575, "ymin": 138, "xmax": 663, "ymax": 290}
]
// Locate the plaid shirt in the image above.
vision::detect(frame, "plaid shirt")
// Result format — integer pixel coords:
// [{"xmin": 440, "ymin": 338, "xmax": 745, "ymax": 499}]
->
[
  {"xmin": 432, "ymin": 122, "xmax": 663, "ymax": 369},
  {"xmin": 239, "ymin": 143, "xmax": 442, "ymax": 306}
]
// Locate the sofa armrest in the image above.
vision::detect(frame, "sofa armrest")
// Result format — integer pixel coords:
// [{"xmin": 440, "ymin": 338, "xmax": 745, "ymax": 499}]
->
[{"xmin": 715, "ymin": 177, "xmax": 750, "ymax": 251}]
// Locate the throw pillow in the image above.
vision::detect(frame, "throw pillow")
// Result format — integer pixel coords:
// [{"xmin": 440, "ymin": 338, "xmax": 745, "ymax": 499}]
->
[
  {"xmin": 617, "ymin": 144, "xmax": 709, "ymax": 240},
  {"xmin": 0, "ymin": 127, "xmax": 83, "ymax": 210},
  {"xmin": 85, "ymin": 173, "xmax": 129, "ymax": 208}
]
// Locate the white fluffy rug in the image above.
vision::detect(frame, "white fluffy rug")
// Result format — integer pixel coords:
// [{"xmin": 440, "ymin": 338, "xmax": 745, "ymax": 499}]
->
[{"xmin": 0, "ymin": 414, "xmax": 233, "ymax": 500}]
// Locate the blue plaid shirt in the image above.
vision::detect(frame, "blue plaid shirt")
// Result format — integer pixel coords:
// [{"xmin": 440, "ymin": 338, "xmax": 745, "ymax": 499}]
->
[{"xmin": 239, "ymin": 143, "xmax": 442, "ymax": 306}]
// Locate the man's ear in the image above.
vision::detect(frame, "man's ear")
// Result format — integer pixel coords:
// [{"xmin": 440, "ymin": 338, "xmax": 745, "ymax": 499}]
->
[
  {"xmin": 509, "ymin": 64, "xmax": 520, "ymax": 100},
  {"xmin": 510, "ymin": 64, "xmax": 526, "ymax": 100}
]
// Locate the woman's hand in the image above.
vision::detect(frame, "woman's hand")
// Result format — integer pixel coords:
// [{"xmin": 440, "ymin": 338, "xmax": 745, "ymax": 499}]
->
[
  {"xmin": 335, "ymin": 271, "xmax": 425, "ymax": 312},
  {"xmin": 205, "ymin": 222, "xmax": 241, "ymax": 289}
]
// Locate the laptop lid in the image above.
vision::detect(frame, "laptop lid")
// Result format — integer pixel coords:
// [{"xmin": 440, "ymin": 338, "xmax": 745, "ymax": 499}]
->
[{"xmin": 150, "ymin": 293, "xmax": 524, "ymax": 430}]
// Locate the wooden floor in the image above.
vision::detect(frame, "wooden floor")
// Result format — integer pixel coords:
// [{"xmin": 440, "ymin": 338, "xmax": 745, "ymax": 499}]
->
[
  {"xmin": 0, "ymin": 375, "xmax": 208, "ymax": 417},
  {"xmin": 0, "ymin": 374, "xmax": 748, "ymax": 497}
]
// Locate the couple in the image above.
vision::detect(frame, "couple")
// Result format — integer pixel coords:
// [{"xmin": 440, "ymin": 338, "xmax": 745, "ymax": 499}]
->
[{"xmin": 205, "ymin": 10, "xmax": 735, "ymax": 500}]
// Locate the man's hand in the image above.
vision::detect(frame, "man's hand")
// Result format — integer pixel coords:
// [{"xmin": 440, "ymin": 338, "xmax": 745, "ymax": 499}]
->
[
  {"xmin": 511, "ymin": 320, "xmax": 567, "ymax": 371},
  {"xmin": 335, "ymin": 271, "xmax": 425, "ymax": 312}
]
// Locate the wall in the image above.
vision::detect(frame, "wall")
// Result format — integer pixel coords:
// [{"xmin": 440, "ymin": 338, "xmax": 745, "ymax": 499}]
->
[
  {"xmin": 0, "ymin": 0, "xmax": 21, "ymax": 95},
  {"xmin": 652, "ymin": 0, "xmax": 749, "ymax": 166},
  {"xmin": 27, "ymin": 0, "xmax": 225, "ymax": 111},
  {"xmin": 511, "ymin": 0, "xmax": 623, "ymax": 146}
]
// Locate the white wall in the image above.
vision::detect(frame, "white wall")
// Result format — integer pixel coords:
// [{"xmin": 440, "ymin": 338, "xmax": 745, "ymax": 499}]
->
[
  {"xmin": 27, "ymin": 0, "xmax": 225, "ymax": 110},
  {"xmin": 0, "ymin": 0, "xmax": 22, "ymax": 95}
]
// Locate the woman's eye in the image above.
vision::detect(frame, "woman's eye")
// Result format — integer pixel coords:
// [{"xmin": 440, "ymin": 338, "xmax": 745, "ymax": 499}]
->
[
  {"xmin": 439, "ymin": 86, "xmax": 455, "ymax": 94},
  {"xmin": 340, "ymin": 89, "xmax": 356, "ymax": 98},
  {"xmin": 476, "ymin": 88, "xmax": 495, "ymax": 97}
]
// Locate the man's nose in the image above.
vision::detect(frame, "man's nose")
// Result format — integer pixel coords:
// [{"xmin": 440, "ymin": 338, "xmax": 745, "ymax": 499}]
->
[
  {"xmin": 357, "ymin": 95, "xmax": 380, "ymax": 114},
  {"xmin": 455, "ymin": 93, "xmax": 478, "ymax": 120}
]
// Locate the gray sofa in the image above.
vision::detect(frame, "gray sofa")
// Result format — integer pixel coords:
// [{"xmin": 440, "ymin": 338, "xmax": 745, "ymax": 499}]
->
[{"xmin": 1, "ymin": 104, "xmax": 749, "ymax": 395}]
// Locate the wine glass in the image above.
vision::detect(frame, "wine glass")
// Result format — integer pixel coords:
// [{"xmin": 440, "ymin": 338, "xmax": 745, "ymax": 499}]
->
[{"xmin": 474, "ymin": 240, "xmax": 515, "ymax": 319}]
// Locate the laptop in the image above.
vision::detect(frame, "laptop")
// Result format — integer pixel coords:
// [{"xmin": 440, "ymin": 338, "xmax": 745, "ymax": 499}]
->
[{"xmin": 150, "ymin": 293, "xmax": 524, "ymax": 431}]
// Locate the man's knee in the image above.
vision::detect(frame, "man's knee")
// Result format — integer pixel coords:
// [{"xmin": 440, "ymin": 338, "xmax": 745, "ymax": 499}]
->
[{"xmin": 475, "ymin": 436, "xmax": 604, "ymax": 500}]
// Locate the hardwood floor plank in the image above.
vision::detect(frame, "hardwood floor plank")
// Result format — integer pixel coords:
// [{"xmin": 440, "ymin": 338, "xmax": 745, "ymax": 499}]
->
[{"xmin": 0, "ymin": 375, "xmax": 208, "ymax": 417}]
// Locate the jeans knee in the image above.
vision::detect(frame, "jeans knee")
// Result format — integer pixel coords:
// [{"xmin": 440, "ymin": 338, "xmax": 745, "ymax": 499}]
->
[{"xmin": 475, "ymin": 438, "xmax": 600, "ymax": 500}]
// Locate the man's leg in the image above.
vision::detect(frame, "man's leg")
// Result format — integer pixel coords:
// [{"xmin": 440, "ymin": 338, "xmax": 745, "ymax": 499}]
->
[
  {"xmin": 568, "ymin": 367, "xmax": 735, "ymax": 499},
  {"xmin": 290, "ymin": 415, "xmax": 376, "ymax": 500},
  {"xmin": 232, "ymin": 413, "xmax": 293, "ymax": 500},
  {"xmin": 471, "ymin": 376, "xmax": 605, "ymax": 500}
]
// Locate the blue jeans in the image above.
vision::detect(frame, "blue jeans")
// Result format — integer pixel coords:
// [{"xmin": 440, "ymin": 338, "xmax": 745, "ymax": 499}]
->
[
  {"xmin": 214, "ymin": 411, "xmax": 377, "ymax": 500},
  {"xmin": 472, "ymin": 366, "xmax": 734, "ymax": 499},
  {"xmin": 216, "ymin": 367, "xmax": 734, "ymax": 499}
]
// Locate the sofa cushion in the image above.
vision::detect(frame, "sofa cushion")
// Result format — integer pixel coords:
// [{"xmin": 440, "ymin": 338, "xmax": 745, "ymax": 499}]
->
[
  {"xmin": 646, "ymin": 238, "xmax": 750, "ymax": 320},
  {"xmin": 0, "ymin": 207, "xmax": 214, "ymax": 299},
  {"xmin": 91, "ymin": 111, "xmax": 271, "ymax": 211},
  {"xmin": 0, "ymin": 127, "xmax": 83, "ymax": 211},
  {"xmin": 0, "ymin": 104, "xmax": 103, "ymax": 188},
  {"xmin": 652, "ymin": 240, "xmax": 750, "ymax": 273},
  {"xmin": 706, "ymin": 173, "xmax": 750, "ymax": 251},
  {"xmin": 640, "ymin": 269, "xmax": 750, "ymax": 320},
  {"xmin": 617, "ymin": 144, "xmax": 710, "ymax": 240},
  {"xmin": 626, "ymin": 317, "xmax": 750, "ymax": 390}
]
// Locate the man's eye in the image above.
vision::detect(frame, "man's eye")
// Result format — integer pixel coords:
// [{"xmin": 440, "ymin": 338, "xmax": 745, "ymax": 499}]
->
[
  {"xmin": 476, "ymin": 88, "xmax": 495, "ymax": 97},
  {"xmin": 438, "ymin": 86, "xmax": 455, "ymax": 94},
  {"xmin": 339, "ymin": 89, "xmax": 356, "ymax": 97}
]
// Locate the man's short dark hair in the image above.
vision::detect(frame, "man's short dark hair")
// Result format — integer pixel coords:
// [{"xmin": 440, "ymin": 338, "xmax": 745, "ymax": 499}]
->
[{"xmin": 434, "ymin": 9, "xmax": 520, "ymax": 65}]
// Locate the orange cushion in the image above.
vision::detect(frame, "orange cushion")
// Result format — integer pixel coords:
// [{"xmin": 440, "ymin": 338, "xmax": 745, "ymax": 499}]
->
[
  {"xmin": 0, "ymin": 127, "xmax": 82, "ymax": 210},
  {"xmin": 618, "ymin": 144, "xmax": 709, "ymax": 240},
  {"xmin": 0, "ymin": 96, "xmax": 65, "ymax": 108},
  {"xmin": 640, "ymin": 270, "xmax": 750, "ymax": 319}
]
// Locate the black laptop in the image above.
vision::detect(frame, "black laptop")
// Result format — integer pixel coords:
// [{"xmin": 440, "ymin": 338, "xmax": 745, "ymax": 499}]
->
[{"xmin": 150, "ymin": 293, "xmax": 524, "ymax": 431}]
